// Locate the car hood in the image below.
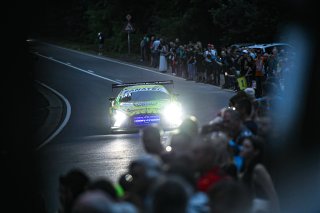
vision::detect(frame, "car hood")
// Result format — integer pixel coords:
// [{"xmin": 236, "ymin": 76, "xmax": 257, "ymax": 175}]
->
[{"xmin": 117, "ymin": 99, "xmax": 170, "ymax": 116}]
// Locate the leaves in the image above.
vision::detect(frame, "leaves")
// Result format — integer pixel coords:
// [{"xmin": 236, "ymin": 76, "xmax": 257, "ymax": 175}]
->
[{"xmin": 41, "ymin": 0, "xmax": 289, "ymax": 51}]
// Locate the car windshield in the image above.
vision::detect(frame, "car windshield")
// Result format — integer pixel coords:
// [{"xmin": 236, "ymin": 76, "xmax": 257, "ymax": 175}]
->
[{"xmin": 120, "ymin": 91, "xmax": 170, "ymax": 102}]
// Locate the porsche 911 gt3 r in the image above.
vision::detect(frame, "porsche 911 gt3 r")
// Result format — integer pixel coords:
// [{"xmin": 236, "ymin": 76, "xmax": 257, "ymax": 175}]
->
[{"xmin": 108, "ymin": 80, "xmax": 183, "ymax": 133}]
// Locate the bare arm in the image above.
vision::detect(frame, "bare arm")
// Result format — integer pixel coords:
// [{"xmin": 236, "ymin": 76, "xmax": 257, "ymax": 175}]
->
[{"xmin": 253, "ymin": 164, "xmax": 281, "ymax": 213}]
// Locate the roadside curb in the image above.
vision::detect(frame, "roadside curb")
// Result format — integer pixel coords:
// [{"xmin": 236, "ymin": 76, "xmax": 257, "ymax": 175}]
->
[{"xmin": 34, "ymin": 82, "xmax": 64, "ymax": 148}]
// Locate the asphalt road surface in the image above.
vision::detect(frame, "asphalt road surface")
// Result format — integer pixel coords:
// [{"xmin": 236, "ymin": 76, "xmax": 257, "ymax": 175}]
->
[{"xmin": 31, "ymin": 40, "xmax": 235, "ymax": 213}]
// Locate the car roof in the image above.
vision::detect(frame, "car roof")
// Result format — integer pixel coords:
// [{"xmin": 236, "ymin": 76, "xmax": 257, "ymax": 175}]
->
[{"xmin": 246, "ymin": 42, "xmax": 293, "ymax": 49}]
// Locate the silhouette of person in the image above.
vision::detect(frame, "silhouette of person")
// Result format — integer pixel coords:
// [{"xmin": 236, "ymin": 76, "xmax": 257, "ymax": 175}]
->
[{"xmin": 97, "ymin": 32, "xmax": 105, "ymax": 55}]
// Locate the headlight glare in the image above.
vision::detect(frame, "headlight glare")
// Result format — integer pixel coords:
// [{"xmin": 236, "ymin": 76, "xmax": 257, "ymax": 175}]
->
[
  {"xmin": 162, "ymin": 103, "xmax": 183, "ymax": 126},
  {"xmin": 114, "ymin": 110, "xmax": 127, "ymax": 127}
]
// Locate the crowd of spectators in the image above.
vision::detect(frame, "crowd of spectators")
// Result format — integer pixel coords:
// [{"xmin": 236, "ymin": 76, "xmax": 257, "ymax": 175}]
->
[
  {"xmin": 140, "ymin": 35, "xmax": 294, "ymax": 99},
  {"xmin": 53, "ymin": 77, "xmax": 283, "ymax": 213}
]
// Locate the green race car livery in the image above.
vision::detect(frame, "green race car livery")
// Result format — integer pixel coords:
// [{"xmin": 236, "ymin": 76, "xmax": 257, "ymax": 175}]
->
[{"xmin": 108, "ymin": 80, "xmax": 183, "ymax": 132}]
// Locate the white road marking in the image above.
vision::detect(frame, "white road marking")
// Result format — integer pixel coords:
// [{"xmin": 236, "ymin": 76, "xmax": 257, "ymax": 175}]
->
[
  {"xmin": 35, "ymin": 81, "xmax": 72, "ymax": 151},
  {"xmin": 35, "ymin": 53, "xmax": 122, "ymax": 83},
  {"xmin": 37, "ymin": 41, "xmax": 183, "ymax": 79}
]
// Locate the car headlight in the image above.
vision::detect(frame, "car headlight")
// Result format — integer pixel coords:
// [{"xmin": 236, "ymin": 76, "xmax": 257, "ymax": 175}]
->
[
  {"xmin": 162, "ymin": 102, "xmax": 183, "ymax": 126},
  {"xmin": 113, "ymin": 110, "xmax": 128, "ymax": 127}
]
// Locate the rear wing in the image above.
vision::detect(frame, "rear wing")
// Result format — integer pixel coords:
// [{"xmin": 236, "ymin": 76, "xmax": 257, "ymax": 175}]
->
[{"xmin": 112, "ymin": 80, "xmax": 174, "ymax": 91}]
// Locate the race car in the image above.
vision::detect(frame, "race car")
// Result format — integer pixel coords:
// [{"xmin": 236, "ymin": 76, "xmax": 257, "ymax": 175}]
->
[{"xmin": 108, "ymin": 80, "xmax": 183, "ymax": 133}]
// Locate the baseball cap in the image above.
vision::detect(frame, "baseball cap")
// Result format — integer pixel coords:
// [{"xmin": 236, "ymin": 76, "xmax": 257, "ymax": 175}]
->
[{"xmin": 244, "ymin": 87, "xmax": 255, "ymax": 99}]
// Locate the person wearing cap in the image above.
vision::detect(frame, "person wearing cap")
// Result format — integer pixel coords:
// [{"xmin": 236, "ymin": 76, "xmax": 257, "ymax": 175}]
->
[{"xmin": 244, "ymin": 87, "xmax": 256, "ymax": 100}]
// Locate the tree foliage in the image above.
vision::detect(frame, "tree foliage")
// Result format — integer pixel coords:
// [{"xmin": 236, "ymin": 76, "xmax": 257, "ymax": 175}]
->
[{"xmin": 36, "ymin": 0, "xmax": 289, "ymax": 53}]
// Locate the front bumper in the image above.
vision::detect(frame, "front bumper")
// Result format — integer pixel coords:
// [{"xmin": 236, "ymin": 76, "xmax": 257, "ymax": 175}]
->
[{"xmin": 110, "ymin": 113, "xmax": 180, "ymax": 132}]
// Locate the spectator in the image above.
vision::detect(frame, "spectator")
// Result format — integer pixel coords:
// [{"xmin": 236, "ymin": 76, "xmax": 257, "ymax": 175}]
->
[
  {"xmin": 239, "ymin": 135, "xmax": 280, "ymax": 213},
  {"xmin": 124, "ymin": 154, "xmax": 163, "ymax": 212},
  {"xmin": 234, "ymin": 97, "xmax": 258, "ymax": 135},
  {"xmin": 204, "ymin": 54, "xmax": 214, "ymax": 84},
  {"xmin": 161, "ymin": 130, "xmax": 194, "ymax": 170},
  {"xmin": 200, "ymin": 110, "xmax": 226, "ymax": 137},
  {"xmin": 168, "ymin": 42, "xmax": 178, "ymax": 75},
  {"xmin": 149, "ymin": 35, "xmax": 155, "ymax": 66},
  {"xmin": 187, "ymin": 46, "xmax": 196, "ymax": 80},
  {"xmin": 174, "ymin": 38, "xmax": 180, "ymax": 47},
  {"xmin": 165, "ymin": 153, "xmax": 196, "ymax": 189},
  {"xmin": 221, "ymin": 108, "xmax": 253, "ymax": 172},
  {"xmin": 255, "ymin": 116, "xmax": 273, "ymax": 139},
  {"xmin": 195, "ymin": 45, "xmax": 206, "ymax": 82},
  {"xmin": 179, "ymin": 116, "xmax": 200, "ymax": 142},
  {"xmin": 87, "ymin": 178, "xmax": 118, "ymax": 201},
  {"xmin": 208, "ymin": 131, "xmax": 238, "ymax": 180},
  {"xmin": 72, "ymin": 190, "xmax": 138, "ymax": 213},
  {"xmin": 164, "ymin": 156, "xmax": 210, "ymax": 213},
  {"xmin": 97, "ymin": 32, "xmax": 105, "ymax": 55},
  {"xmin": 192, "ymin": 138, "xmax": 232, "ymax": 192},
  {"xmin": 151, "ymin": 37, "xmax": 161, "ymax": 68},
  {"xmin": 255, "ymin": 81, "xmax": 283, "ymax": 117},
  {"xmin": 117, "ymin": 173, "xmax": 133, "ymax": 198},
  {"xmin": 254, "ymin": 50, "xmax": 267, "ymax": 98},
  {"xmin": 228, "ymin": 90, "xmax": 249, "ymax": 108},
  {"xmin": 139, "ymin": 35, "xmax": 149, "ymax": 62},
  {"xmin": 207, "ymin": 180, "xmax": 252, "ymax": 213},
  {"xmin": 148, "ymin": 175, "xmax": 191, "ymax": 213},
  {"xmin": 244, "ymin": 87, "xmax": 256, "ymax": 101},
  {"xmin": 220, "ymin": 50, "xmax": 229, "ymax": 88},
  {"xmin": 265, "ymin": 49, "xmax": 278, "ymax": 78},
  {"xmin": 71, "ymin": 190, "xmax": 114, "ymax": 213},
  {"xmin": 200, "ymin": 119, "xmax": 224, "ymax": 137},
  {"xmin": 221, "ymin": 108, "xmax": 252, "ymax": 146},
  {"xmin": 58, "ymin": 169, "xmax": 90, "ymax": 213},
  {"xmin": 141, "ymin": 125, "xmax": 167, "ymax": 160},
  {"xmin": 212, "ymin": 54, "xmax": 223, "ymax": 86},
  {"xmin": 176, "ymin": 45, "xmax": 187, "ymax": 78},
  {"xmin": 240, "ymin": 50, "xmax": 255, "ymax": 87},
  {"xmin": 168, "ymin": 131, "xmax": 193, "ymax": 158},
  {"xmin": 159, "ymin": 38, "xmax": 168, "ymax": 72}
]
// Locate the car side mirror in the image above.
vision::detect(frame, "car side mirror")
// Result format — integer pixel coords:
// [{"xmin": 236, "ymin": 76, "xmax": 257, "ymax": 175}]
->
[{"xmin": 109, "ymin": 97, "xmax": 115, "ymax": 101}]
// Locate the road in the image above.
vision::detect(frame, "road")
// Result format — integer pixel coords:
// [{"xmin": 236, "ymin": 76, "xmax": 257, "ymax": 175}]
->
[{"xmin": 31, "ymin": 40, "xmax": 235, "ymax": 213}]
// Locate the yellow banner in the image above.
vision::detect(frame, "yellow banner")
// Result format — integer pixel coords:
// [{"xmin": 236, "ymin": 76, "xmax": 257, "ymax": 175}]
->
[{"xmin": 237, "ymin": 77, "xmax": 247, "ymax": 90}]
